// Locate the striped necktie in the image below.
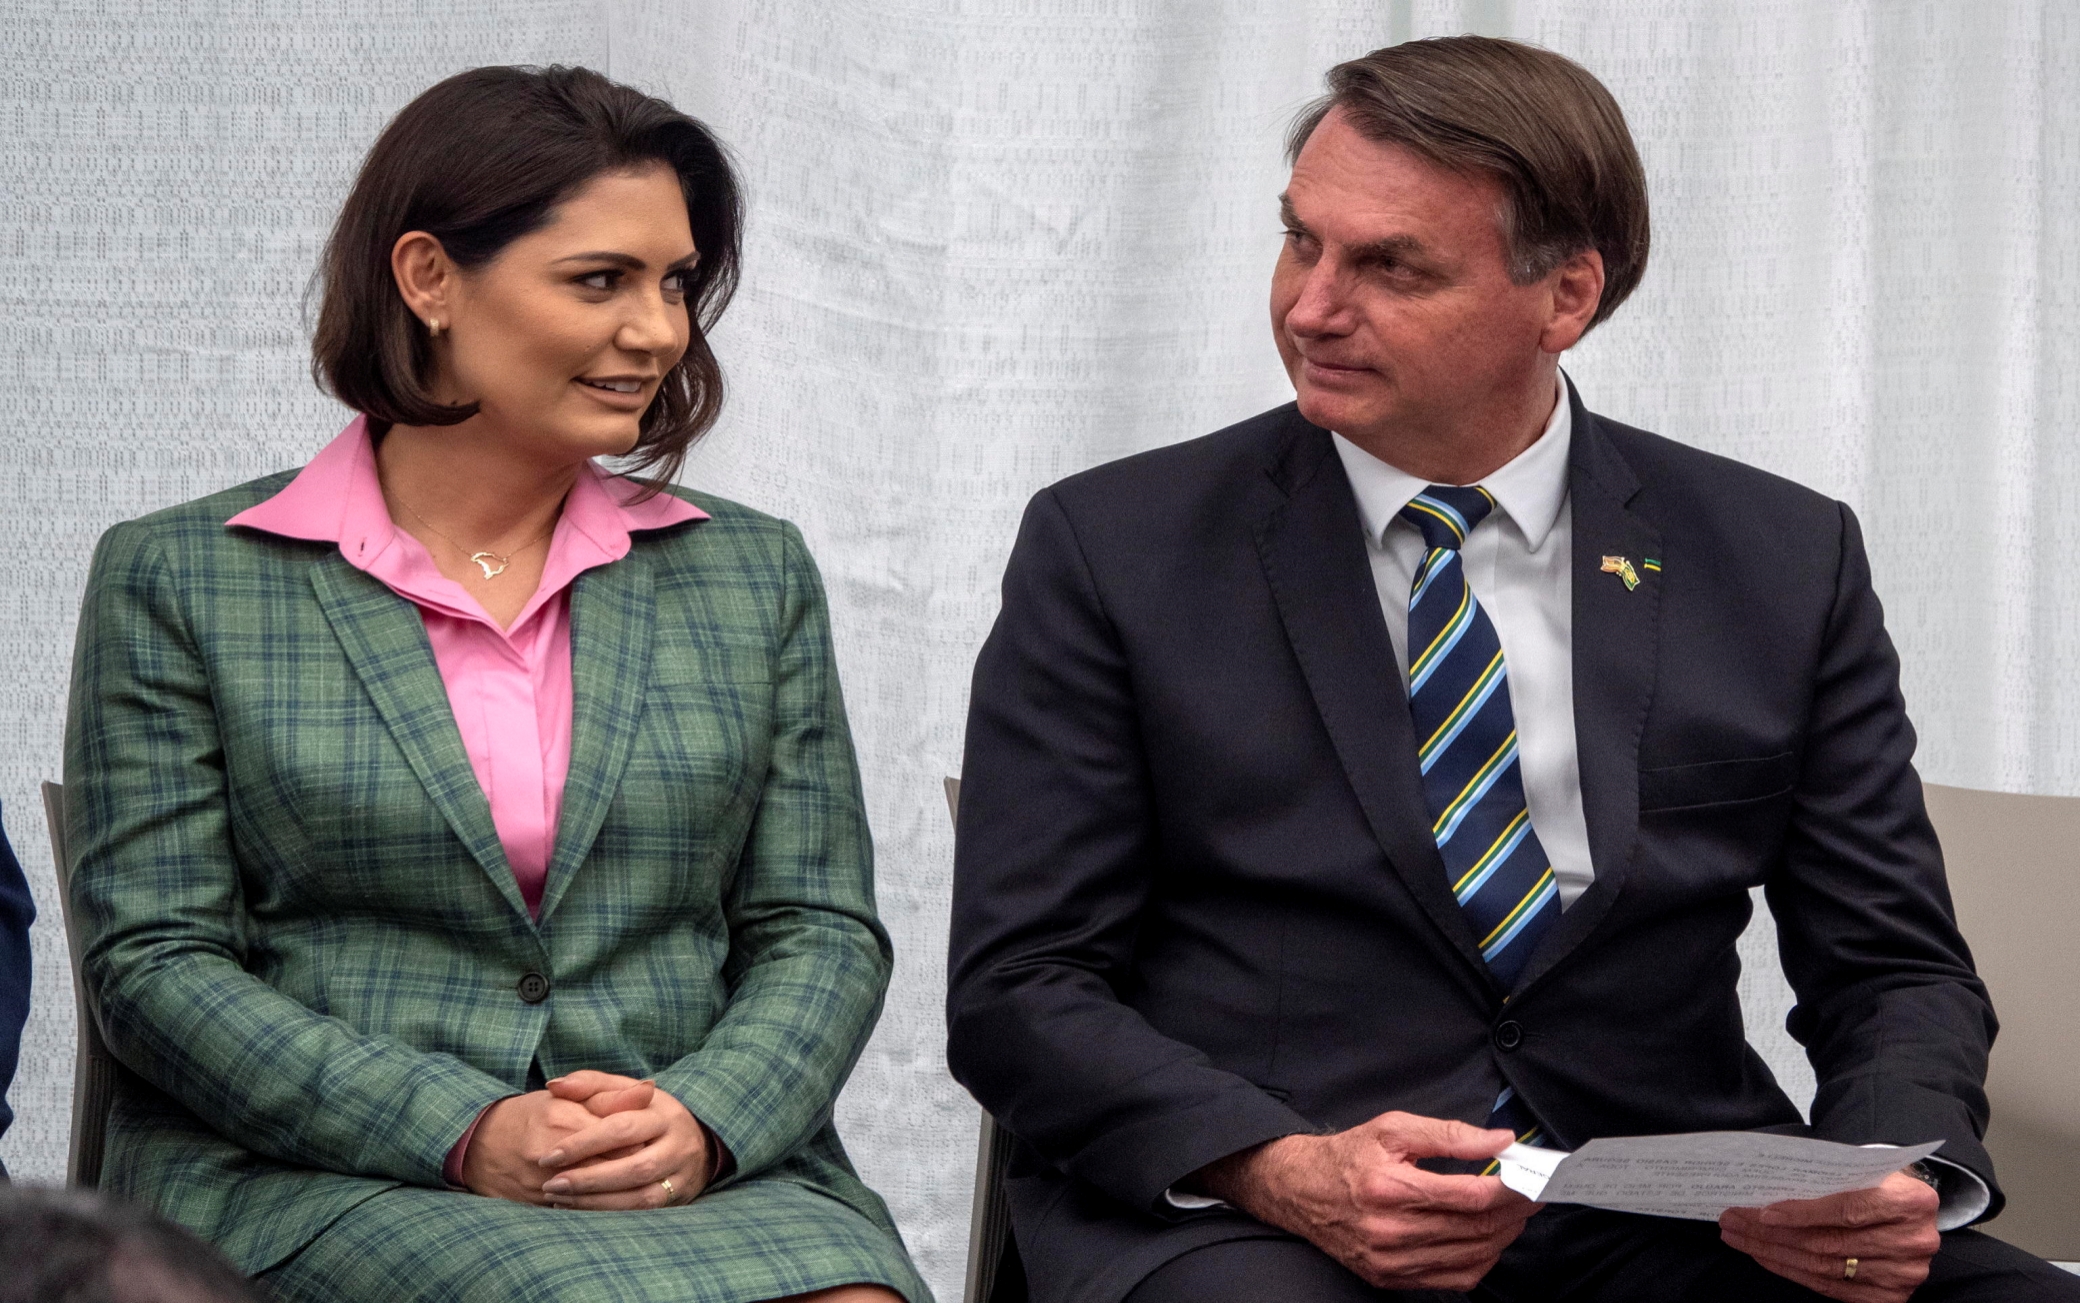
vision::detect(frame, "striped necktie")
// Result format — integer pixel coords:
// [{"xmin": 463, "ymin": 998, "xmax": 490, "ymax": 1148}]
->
[{"xmin": 1399, "ymin": 484, "xmax": 1560, "ymax": 1154}]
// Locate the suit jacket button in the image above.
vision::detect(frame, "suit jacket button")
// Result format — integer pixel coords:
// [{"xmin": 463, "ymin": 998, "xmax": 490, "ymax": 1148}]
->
[
  {"xmin": 1493, "ymin": 1020, "xmax": 1524, "ymax": 1052},
  {"xmin": 517, "ymin": 972, "xmax": 551, "ymax": 1004}
]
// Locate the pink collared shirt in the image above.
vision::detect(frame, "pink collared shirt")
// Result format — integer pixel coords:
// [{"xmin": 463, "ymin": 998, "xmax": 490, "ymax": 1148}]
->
[{"xmin": 227, "ymin": 417, "xmax": 706, "ymax": 916}]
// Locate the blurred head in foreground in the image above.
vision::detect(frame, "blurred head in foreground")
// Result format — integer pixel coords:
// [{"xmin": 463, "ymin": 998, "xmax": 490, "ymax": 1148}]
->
[{"xmin": 0, "ymin": 1186, "xmax": 261, "ymax": 1303}]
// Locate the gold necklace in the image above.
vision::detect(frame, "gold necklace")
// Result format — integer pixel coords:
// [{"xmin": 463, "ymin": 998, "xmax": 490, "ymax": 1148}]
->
[{"xmin": 390, "ymin": 493, "xmax": 556, "ymax": 581}]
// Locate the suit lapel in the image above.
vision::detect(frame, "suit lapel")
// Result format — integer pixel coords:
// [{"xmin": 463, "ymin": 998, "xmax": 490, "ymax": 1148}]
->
[
  {"xmin": 310, "ymin": 555, "xmax": 529, "ymax": 921},
  {"xmin": 534, "ymin": 548, "xmax": 655, "ymax": 921},
  {"xmin": 1512, "ymin": 397, "xmax": 1663, "ymax": 994},
  {"xmin": 1253, "ymin": 415, "xmax": 1498, "ymax": 996}
]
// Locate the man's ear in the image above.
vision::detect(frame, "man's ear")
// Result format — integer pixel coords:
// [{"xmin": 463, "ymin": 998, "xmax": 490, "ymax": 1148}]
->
[
  {"xmin": 1540, "ymin": 247, "xmax": 1606, "ymax": 355},
  {"xmin": 390, "ymin": 230, "xmax": 456, "ymax": 330}
]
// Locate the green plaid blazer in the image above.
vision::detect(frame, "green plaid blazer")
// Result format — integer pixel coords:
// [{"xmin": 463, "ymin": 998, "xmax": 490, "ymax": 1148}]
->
[{"xmin": 65, "ymin": 473, "xmax": 924, "ymax": 1298}]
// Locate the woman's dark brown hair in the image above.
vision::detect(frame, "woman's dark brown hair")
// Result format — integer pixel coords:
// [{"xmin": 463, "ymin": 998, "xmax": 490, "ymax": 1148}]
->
[
  {"xmin": 312, "ymin": 65, "xmax": 741, "ymax": 485},
  {"xmin": 1288, "ymin": 37, "xmax": 1649, "ymax": 331}
]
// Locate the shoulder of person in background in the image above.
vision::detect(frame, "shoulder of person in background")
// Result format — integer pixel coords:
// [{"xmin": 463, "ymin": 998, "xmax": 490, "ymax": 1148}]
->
[
  {"xmin": 0, "ymin": 801, "xmax": 34, "ymax": 1170},
  {"xmin": 0, "ymin": 1185, "xmax": 263, "ymax": 1303}
]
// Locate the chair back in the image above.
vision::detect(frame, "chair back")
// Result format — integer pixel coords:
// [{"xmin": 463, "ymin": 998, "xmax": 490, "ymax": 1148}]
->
[
  {"xmin": 1923, "ymin": 782, "xmax": 2079, "ymax": 1260},
  {"xmin": 41, "ymin": 781, "xmax": 119, "ymax": 1189},
  {"xmin": 949, "ymin": 777, "xmax": 1026, "ymax": 1303}
]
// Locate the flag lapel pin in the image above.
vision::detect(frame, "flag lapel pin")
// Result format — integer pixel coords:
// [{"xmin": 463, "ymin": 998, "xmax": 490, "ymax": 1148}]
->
[{"xmin": 1600, "ymin": 555, "xmax": 1641, "ymax": 591}]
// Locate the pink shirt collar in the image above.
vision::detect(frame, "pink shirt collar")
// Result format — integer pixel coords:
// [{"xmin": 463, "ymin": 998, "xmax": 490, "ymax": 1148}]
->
[{"xmin": 226, "ymin": 416, "xmax": 705, "ymax": 633}]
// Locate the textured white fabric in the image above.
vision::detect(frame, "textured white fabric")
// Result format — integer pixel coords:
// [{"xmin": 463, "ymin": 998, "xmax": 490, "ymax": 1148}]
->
[
  {"xmin": 1335, "ymin": 378, "xmax": 1596, "ymax": 908},
  {"xmin": 2, "ymin": 3, "xmax": 2075, "ymax": 1295}
]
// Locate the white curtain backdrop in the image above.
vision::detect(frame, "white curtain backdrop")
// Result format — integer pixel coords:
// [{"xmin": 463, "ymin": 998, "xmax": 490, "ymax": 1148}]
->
[{"xmin": 2, "ymin": 2, "xmax": 2073, "ymax": 1296}]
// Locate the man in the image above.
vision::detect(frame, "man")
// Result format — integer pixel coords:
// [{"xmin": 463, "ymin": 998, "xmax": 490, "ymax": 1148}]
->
[{"xmin": 947, "ymin": 36, "xmax": 2078, "ymax": 1303}]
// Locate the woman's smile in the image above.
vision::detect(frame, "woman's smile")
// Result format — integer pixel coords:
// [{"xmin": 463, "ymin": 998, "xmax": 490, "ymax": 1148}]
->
[{"xmin": 574, "ymin": 374, "xmax": 654, "ymax": 410}]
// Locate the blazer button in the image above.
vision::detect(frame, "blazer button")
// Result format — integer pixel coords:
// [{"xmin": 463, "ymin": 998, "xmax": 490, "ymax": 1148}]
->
[
  {"xmin": 517, "ymin": 972, "xmax": 551, "ymax": 1004},
  {"xmin": 1493, "ymin": 1020, "xmax": 1524, "ymax": 1052}
]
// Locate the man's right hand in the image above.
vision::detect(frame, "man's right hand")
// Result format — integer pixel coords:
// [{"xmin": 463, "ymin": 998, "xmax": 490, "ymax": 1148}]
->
[{"xmin": 1191, "ymin": 1111, "xmax": 1541, "ymax": 1292}]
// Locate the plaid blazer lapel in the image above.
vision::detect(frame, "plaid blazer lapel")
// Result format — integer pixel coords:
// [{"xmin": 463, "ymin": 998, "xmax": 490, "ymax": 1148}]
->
[
  {"xmin": 309, "ymin": 554, "xmax": 530, "ymax": 921},
  {"xmin": 536, "ymin": 549, "xmax": 655, "ymax": 921}
]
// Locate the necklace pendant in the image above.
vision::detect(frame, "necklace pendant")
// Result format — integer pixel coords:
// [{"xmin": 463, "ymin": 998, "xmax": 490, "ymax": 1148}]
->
[{"xmin": 470, "ymin": 551, "xmax": 510, "ymax": 580}]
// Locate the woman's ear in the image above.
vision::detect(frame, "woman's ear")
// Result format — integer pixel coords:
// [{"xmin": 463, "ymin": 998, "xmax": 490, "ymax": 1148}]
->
[{"xmin": 391, "ymin": 231, "xmax": 456, "ymax": 333}]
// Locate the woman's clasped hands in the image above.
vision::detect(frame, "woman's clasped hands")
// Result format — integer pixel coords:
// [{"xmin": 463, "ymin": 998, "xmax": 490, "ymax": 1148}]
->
[{"xmin": 460, "ymin": 1069, "xmax": 722, "ymax": 1211}]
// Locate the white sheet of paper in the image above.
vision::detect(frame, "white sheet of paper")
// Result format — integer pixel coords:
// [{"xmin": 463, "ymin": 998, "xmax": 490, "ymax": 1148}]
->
[{"xmin": 1495, "ymin": 1133, "xmax": 1943, "ymax": 1221}]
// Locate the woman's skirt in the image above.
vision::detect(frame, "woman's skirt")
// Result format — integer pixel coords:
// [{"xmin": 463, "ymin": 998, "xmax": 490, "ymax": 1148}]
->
[{"xmin": 258, "ymin": 1175, "xmax": 933, "ymax": 1303}]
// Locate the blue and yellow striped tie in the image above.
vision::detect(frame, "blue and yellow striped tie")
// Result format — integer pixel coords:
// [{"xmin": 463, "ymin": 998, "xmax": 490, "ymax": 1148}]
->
[{"xmin": 1400, "ymin": 485, "xmax": 1559, "ymax": 1156}]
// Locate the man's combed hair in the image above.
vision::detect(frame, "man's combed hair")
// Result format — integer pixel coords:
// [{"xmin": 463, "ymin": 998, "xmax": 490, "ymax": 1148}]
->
[
  {"xmin": 312, "ymin": 65, "xmax": 743, "ymax": 487},
  {"xmin": 1288, "ymin": 36, "xmax": 1650, "ymax": 330}
]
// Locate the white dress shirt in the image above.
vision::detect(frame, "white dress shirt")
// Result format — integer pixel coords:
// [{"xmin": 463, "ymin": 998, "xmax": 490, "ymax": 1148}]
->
[{"xmin": 1331, "ymin": 380, "xmax": 1595, "ymax": 908}]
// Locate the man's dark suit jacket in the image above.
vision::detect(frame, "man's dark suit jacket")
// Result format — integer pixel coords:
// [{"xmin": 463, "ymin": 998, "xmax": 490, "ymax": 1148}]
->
[{"xmin": 946, "ymin": 391, "xmax": 1998, "ymax": 1303}]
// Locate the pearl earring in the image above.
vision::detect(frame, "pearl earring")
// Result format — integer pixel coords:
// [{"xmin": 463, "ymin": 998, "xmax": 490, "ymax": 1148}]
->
[{"xmin": 427, "ymin": 318, "xmax": 443, "ymax": 337}]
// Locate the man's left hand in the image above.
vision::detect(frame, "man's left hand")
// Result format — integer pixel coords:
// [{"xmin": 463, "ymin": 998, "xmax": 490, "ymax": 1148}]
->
[{"xmin": 1719, "ymin": 1170, "xmax": 1941, "ymax": 1302}]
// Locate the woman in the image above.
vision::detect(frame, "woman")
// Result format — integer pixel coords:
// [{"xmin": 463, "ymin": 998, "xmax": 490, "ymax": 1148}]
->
[{"xmin": 65, "ymin": 66, "xmax": 927, "ymax": 1303}]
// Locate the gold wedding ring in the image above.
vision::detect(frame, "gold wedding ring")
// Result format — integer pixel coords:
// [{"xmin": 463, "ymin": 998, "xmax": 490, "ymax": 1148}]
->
[
  {"xmin": 1843, "ymin": 1258, "xmax": 1859, "ymax": 1280},
  {"xmin": 659, "ymin": 1177, "xmax": 676, "ymax": 1202}
]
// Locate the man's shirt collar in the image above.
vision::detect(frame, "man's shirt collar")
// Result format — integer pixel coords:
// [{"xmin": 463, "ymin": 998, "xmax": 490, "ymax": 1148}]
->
[{"xmin": 1331, "ymin": 374, "xmax": 1573, "ymax": 553}]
